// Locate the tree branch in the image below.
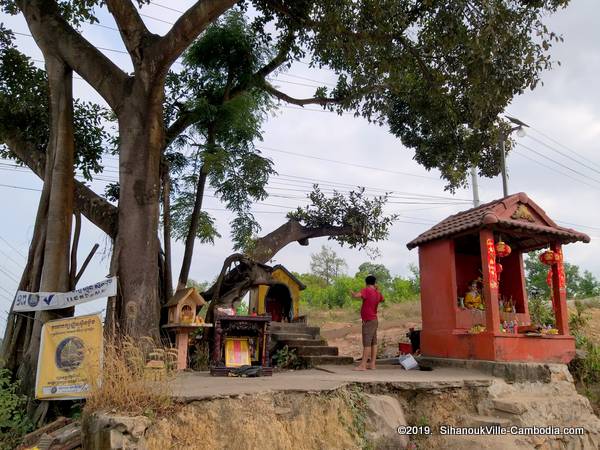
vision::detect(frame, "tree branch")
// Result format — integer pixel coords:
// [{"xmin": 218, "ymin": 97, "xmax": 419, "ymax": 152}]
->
[
  {"xmin": 18, "ymin": 0, "xmax": 130, "ymax": 112},
  {"xmin": 165, "ymin": 109, "xmax": 196, "ymax": 150},
  {"xmin": 105, "ymin": 0, "xmax": 154, "ymax": 67},
  {"xmin": 2, "ymin": 130, "xmax": 118, "ymax": 238},
  {"xmin": 250, "ymin": 219, "xmax": 352, "ymax": 264},
  {"xmin": 264, "ymin": 83, "xmax": 338, "ymax": 107},
  {"xmin": 152, "ymin": 0, "xmax": 237, "ymax": 69}
]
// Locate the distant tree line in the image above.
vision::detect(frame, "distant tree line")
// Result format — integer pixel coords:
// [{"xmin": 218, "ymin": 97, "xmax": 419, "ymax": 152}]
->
[
  {"xmin": 525, "ymin": 252, "xmax": 600, "ymax": 299},
  {"xmin": 296, "ymin": 246, "xmax": 420, "ymax": 309}
]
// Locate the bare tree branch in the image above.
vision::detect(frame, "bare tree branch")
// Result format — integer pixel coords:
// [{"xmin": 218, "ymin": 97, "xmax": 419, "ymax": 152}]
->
[
  {"xmin": 17, "ymin": 0, "xmax": 130, "ymax": 112},
  {"xmin": 153, "ymin": 0, "xmax": 237, "ymax": 69},
  {"xmin": 105, "ymin": 0, "xmax": 154, "ymax": 67},
  {"xmin": 250, "ymin": 219, "xmax": 353, "ymax": 264},
  {"xmin": 264, "ymin": 83, "xmax": 338, "ymax": 107}
]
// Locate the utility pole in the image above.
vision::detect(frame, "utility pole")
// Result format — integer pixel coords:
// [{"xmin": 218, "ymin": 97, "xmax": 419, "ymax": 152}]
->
[
  {"xmin": 470, "ymin": 166, "xmax": 480, "ymax": 207},
  {"xmin": 499, "ymin": 115, "xmax": 529, "ymax": 198},
  {"xmin": 499, "ymin": 131, "xmax": 509, "ymax": 198}
]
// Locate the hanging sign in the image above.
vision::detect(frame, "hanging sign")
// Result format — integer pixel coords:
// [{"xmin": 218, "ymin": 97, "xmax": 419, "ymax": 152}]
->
[
  {"xmin": 35, "ymin": 314, "xmax": 103, "ymax": 400},
  {"xmin": 486, "ymin": 238, "xmax": 498, "ymax": 289},
  {"xmin": 12, "ymin": 277, "xmax": 117, "ymax": 312}
]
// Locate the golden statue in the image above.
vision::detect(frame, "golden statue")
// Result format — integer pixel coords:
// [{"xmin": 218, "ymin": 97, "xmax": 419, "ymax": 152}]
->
[{"xmin": 464, "ymin": 280, "xmax": 483, "ymax": 309}]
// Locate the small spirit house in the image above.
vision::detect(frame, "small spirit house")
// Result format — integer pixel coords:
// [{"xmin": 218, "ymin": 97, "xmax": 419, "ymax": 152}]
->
[
  {"xmin": 407, "ymin": 193, "xmax": 590, "ymax": 363},
  {"xmin": 163, "ymin": 288, "xmax": 210, "ymax": 370},
  {"xmin": 166, "ymin": 288, "xmax": 206, "ymax": 325}
]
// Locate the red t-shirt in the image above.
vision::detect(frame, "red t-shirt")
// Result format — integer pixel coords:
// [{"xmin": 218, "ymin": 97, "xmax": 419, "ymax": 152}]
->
[{"xmin": 360, "ymin": 286, "xmax": 384, "ymax": 321}]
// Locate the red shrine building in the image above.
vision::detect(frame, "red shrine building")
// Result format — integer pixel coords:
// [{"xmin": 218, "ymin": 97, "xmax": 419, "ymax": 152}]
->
[{"xmin": 407, "ymin": 193, "xmax": 590, "ymax": 363}]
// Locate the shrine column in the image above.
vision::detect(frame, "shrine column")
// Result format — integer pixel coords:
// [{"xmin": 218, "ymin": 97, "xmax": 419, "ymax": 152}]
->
[
  {"xmin": 479, "ymin": 229, "xmax": 501, "ymax": 333},
  {"xmin": 551, "ymin": 242, "xmax": 569, "ymax": 335}
]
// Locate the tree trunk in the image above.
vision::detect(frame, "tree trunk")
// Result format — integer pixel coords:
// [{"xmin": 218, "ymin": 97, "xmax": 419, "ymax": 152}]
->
[
  {"xmin": 15, "ymin": 56, "xmax": 75, "ymax": 417},
  {"xmin": 177, "ymin": 164, "xmax": 208, "ymax": 290},
  {"xmin": 161, "ymin": 168, "xmax": 173, "ymax": 300},
  {"xmin": 114, "ymin": 77, "xmax": 164, "ymax": 337}
]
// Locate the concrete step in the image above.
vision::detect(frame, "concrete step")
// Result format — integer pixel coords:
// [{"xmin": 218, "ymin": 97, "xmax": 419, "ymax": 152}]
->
[
  {"xmin": 271, "ymin": 332, "xmax": 315, "ymax": 341},
  {"xmin": 463, "ymin": 415, "xmax": 512, "ymax": 428},
  {"xmin": 301, "ymin": 355, "xmax": 354, "ymax": 366},
  {"xmin": 271, "ymin": 324, "xmax": 321, "ymax": 338},
  {"xmin": 278, "ymin": 338, "xmax": 328, "ymax": 347},
  {"xmin": 296, "ymin": 346, "xmax": 339, "ymax": 356}
]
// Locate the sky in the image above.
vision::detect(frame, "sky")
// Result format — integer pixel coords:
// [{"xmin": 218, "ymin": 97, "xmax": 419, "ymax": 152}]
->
[{"xmin": 1, "ymin": 0, "xmax": 599, "ymax": 330}]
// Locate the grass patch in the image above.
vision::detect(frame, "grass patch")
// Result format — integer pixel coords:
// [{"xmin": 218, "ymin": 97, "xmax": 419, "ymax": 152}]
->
[
  {"xmin": 302, "ymin": 300, "xmax": 421, "ymax": 327},
  {"xmin": 84, "ymin": 336, "xmax": 176, "ymax": 417}
]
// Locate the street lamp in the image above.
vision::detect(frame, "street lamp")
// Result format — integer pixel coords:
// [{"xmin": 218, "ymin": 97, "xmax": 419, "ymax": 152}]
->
[{"xmin": 499, "ymin": 115, "xmax": 529, "ymax": 197}]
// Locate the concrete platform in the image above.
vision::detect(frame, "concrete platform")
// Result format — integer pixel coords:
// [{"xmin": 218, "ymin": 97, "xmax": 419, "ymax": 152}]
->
[{"xmin": 169, "ymin": 365, "xmax": 495, "ymax": 401}]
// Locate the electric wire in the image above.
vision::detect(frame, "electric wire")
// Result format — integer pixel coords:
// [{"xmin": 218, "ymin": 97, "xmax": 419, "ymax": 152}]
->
[{"xmin": 528, "ymin": 126, "xmax": 600, "ymax": 171}]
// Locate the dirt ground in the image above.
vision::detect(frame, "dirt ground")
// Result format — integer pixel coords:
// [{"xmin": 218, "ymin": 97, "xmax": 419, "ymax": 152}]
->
[{"xmin": 306, "ymin": 301, "xmax": 422, "ymax": 359}]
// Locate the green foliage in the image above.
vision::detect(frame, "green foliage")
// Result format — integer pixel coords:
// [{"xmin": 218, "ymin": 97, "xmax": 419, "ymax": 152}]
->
[
  {"xmin": 299, "ymin": 261, "xmax": 419, "ymax": 309},
  {"xmin": 528, "ymin": 291, "xmax": 555, "ymax": 327},
  {"xmin": 289, "ymin": 187, "xmax": 397, "ymax": 250},
  {"xmin": 248, "ymin": 0, "xmax": 571, "ymax": 190},
  {"xmin": 0, "ymin": 368, "xmax": 32, "ymax": 450},
  {"xmin": 408, "ymin": 263, "xmax": 420, "ymax": 294},
  {"xmin": 165, "ymin": 11, "xmax": 276, "ymax": 250},
  {"xmin": 570, "ymin": 340, "xmax": 600, "ymax": 385},
  {"xmin": 310, "ymin": 246, "xmax": 348, "ymax": 285},
  {"xmin": 570, "ymin": 300, "xmax": 591, "ymax": 348},
  {"xmin": 579, "ymin": 271, "xmax": 600, "ymax": 298},
  {"xmin": 525, "ymin": 252, "xmax": 600, "ymax": 299},
  {"xmin": 272, "ymin": 345, "xmax": 308, "ymax": 370},
  {"xmin": 0, "ymin": 25, "xmax": 111, "ymax": 181},
  {"xmin": 355, "ymin": 262, "xmax": 391, "ymax": 287},
  {"xmin": 301, "ymin": 275, "xmax": 363, "ymax": 309}
]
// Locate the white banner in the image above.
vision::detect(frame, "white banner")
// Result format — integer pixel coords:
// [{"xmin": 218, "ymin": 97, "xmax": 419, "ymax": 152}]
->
[{"xmin": 13, "ymin": 277, "xmax": 117, "ymax": 312}]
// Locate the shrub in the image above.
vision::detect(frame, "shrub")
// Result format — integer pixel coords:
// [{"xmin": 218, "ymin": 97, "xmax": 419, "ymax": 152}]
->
[
  {"xmin": 272, "ymin": 345, "xmax": 308, "ymax": 370},
  {"xmin": 528, "ymin": 293, "xmax": 555, "ymax": 327},
  {"xmin": 0, "ymin": 368, "xmax": 32, "ymax": 450}
]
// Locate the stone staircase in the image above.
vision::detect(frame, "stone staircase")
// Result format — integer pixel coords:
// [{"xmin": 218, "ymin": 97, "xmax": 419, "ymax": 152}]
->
[{"xmin": 270, "ymin": 322, "xmax": 354, "ymax": 366}]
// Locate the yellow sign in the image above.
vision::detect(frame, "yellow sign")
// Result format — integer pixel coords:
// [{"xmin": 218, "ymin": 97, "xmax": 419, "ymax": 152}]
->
[{"xmin": 35, "ymin": 314, "xmax": 103, "ymax": 400}]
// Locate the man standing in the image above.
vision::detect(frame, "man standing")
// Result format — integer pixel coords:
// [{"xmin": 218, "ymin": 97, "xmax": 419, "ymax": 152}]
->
[{"xmin": 351, "ymin": 275, "xmax": 384, "ymax": 370}]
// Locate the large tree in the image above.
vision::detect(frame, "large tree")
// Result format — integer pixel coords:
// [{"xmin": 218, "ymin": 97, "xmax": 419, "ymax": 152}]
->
[{"xmin": 0, "ymin": 0, "xmax": 570, "ymax": 338}]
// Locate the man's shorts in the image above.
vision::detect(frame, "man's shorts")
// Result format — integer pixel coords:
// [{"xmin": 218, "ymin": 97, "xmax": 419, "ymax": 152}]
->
[{"xmin": 362, "ymin": 319, "xmax": 378, "ymax": 347}]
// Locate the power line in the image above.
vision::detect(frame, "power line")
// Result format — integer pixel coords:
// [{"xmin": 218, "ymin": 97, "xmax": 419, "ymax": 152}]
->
[
  {"xmin": 512, "ymin": 151, "xmax": 600, "ymax": 191},
  {"xmin": 0, "ymin": 235, "xmax": 27, "ymax": 259},
  {"xmin": 258, "ymin": 146, "xmax": 440, "ymax": 181},
  {"xmin": 149, "ymin": 1, "xmax": 185, "ymax": 14},
  {"xmin": 529, "ymin": 126, "xmax": 600, "ymax": 172},
  {"xmin": 526, "ymin": 134, "xmax": 600, "ymax": 177},
  {"xmin": 0, "ymin": 265, "xmax": 19, "ymax": 284},
  {"xmin": 516, "ymin": 143, "xmax": 600, "ymax": 188}
]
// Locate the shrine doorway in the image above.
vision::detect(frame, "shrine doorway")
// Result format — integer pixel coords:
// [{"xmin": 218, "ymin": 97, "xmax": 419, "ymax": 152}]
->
[{"xmin": 265, "ymin": 283, "xmax": 293, "ymax": 322}]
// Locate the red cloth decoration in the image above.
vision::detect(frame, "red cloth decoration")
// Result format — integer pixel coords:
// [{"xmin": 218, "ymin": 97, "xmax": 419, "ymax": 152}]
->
[{"xmin": 486, "ymin": 238, "xmax": 498, "ymax": 289}]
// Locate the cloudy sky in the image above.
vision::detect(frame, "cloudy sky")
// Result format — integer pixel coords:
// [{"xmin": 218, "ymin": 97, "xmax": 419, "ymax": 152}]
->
[{"xmin": 1, "ymin": 1, "xmax": 599, "ymax": 328}]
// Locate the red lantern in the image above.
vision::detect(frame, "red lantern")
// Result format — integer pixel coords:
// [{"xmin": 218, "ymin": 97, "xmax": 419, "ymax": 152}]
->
[
  {"xmin": 496, "ymin": 263, "xmax": 503, "ymax": 281},
  {"xmin": 553, "ymin": 251, "xmax": 563, "ymax": 264},
  {"xmin": 495, "ymin": 241, "xmax": 511, "ymax": 258},
  {"xmin": 539, "ymin": 250, "xmax": 556, "ymax": 266}
]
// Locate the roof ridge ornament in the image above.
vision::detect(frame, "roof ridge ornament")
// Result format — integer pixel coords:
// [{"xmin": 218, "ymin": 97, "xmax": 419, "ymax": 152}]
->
[{"xmin": 511, "ymin": 203, "xmax": 535, "ymax": 222}]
